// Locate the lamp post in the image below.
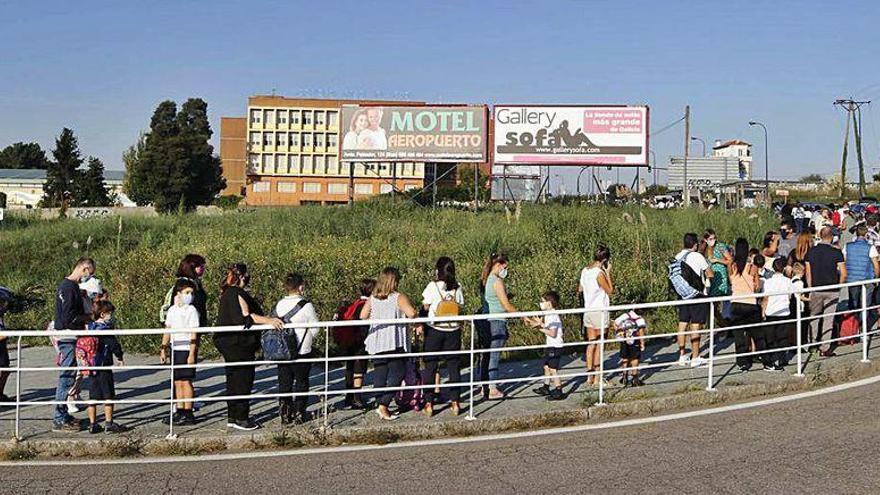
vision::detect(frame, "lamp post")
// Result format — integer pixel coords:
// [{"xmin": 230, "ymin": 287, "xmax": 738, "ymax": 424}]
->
[
  {"xmin": 691, "ymin": 136, "xmax": 706, "ymax": 156},
  {"xmin": 749, "ymin": 121, "xmax": 769, "ymax": 206}
]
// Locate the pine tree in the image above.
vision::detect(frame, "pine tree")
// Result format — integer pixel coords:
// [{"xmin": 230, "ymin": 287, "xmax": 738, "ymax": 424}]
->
[
  {"xmin": 0, "ymin": 142, "xmax": 50, "ymax": 169},
  {"xmin": 72, "ymin": 157, "xmax": 111, "ymax": 206},
  {"xmin": 127, "ymin": 99, "xmax": 225, "ymax": 213},
  {"xmin": 42, "ymin": 128, "xmax": 83, "ymax": 207}
]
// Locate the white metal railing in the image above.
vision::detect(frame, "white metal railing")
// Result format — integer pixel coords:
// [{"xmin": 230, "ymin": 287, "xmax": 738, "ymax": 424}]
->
[{"xmin": 2, "ymin": 277, "xmax": 878, "ymax": 441}]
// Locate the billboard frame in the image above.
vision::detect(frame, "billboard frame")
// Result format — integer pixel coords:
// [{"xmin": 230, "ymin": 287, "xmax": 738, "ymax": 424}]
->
[{"xmin": 492, "ymin": 104, "xmax": 650, "ymax": 167}]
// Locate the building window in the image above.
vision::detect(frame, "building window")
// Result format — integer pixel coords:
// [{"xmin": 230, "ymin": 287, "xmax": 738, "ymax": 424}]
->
[
  {"xmin": 264, "ymin": 133, "xmax": 274, "ymax": 146},
  {"xmin": 303, "ymin": 182, "xmax": 321, "ymax": 194},
  {"xmin": 277, "ymin": 154, "xmax": 288, "ymax": 171},
  {"xmin": 253, "ymin": 182, "xmax": 270, "ymax": 193},
  {"xmin": 315, "ymin": 111, "xmax": 325, "ymax": 126},
  {"xmin": 328, "ymin": 183, "xmax": 347, "ymax": 195},
  {"xmin": 265, "ymin": 110, "xmax": 275, "ymax": 126},
  {"xmin": 278, "ymin": 112, "xmax": 287, "ymax": 124},
  {"xmin": 278, "ymin": 182, "xmax": 296, "ymax": 193},
  {"xmin": 315, "ymin": 155, "xmax": 326, "ymax": 172},
  {"xmin": 262, "ymin": 154, "xmax": 274, "ymax": 170},
  {"xmin": 328, "ymin": 134, "xmax": 338, "ymax": 148},
  {"xmin": 302, "ymin": 154, "xmax": 314, "ymax": 173},
  {"xmin": 277, "ymin": 133, "xmax": 287, "ymax": 147},
  {"xmin": 303, "ymin": 111, "xmax": 312, "ymax": 125},
  {"xmin": 328, "ymin": 111, "xmax": 338, "ymax": 127},
  {"xmin": 404, "ymin": 184, "xmax": 418, "ymax": 192},
  {"xmin": 289, "ymin": 133, "xmax": 300, "ymax": 147},
  {"xmin": 380, "ymin": 184, "xmax": 393, "ymax": 194},
  {"xmin": 315, "ymin": 133, "xmax": 324, "ymax": 148},
  {"xmin": 355, "ymin": 183, "xmax": 373, "ymax": 195},
  {"xmin": 303, "ymin": 133, "xmax": 312, "ymax": 147},
  {"xmin": 248, "ymin": 154, "xmax": 259, "ymax": 170},
  {"xmin": 291, "ymin": 110, "xmax": 300, "ymax": 125},
  {"xmin": 249, "ymin": 109, "xmax": 261, "ymax": 124},
  {"xmin": 328, "ymin": 155, "xmax": 339, "ymax": 168},
  {"xmin": 249, "ymin": 132, "xmax": 260, "ymax": 146}
]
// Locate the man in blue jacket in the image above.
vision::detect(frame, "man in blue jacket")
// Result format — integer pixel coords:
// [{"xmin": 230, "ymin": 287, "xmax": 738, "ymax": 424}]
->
[
  {"xmin": 51, "ymin": 257, "xmax": 95, "ymax": 432},
  {"xmin": 843, "ymin": 225, "xmax": 880, "ymax": 331}
]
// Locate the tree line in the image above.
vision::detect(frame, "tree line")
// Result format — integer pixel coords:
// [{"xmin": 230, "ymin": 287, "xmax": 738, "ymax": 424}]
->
[{"xmin": 0, "ymin": 97, "xmax": 225, "ymax": 213}]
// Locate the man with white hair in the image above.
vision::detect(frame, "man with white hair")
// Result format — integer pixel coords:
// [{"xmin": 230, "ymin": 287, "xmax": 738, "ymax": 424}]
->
[{"xmin": 806, "ymin": 227, "xmax": 846, "ymax": 357}]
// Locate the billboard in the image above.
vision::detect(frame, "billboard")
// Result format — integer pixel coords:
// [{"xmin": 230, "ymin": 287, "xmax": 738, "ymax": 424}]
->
[
  {"xmin": 493, "ymin": 105, "xmax": 648, "ymax": 166},
  {"xmin": 341, "ymin": 105, "xmax": 487, "ymax": 162}
]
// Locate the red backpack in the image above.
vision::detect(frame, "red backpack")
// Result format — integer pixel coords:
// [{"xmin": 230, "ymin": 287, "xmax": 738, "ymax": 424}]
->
[{"xmin": 333, "ymin": 299, "xmax": 367, "ymax": 347}]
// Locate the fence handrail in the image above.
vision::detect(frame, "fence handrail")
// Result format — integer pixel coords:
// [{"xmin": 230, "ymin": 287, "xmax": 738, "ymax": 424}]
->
[{"xmin": 5, "ymin": 276, "xmax": 877, "ymax": 338}]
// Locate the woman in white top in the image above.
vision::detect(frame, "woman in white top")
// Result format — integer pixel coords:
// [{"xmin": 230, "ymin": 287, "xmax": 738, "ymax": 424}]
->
[
  {"xmin": 272, "ymin": 273, "xmax": 320, "ymax": 425},
  {"xmin": 577, "ymin": 245, "xmax": 613, "ymax": 386},
  {"xmin": 342, "ymin": 109, "xmax": 368, "ymax": 150},
  {"xmin": 360, "ymin": 267, "xmax": 419, "ymax": 420},
  {"xmin": 420, "ymin": 257, "xmax": 465, "ymax": 417}
]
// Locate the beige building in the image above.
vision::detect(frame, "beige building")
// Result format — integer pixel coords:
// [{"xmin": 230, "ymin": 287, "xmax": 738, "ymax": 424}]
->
[
  {"xmin": 221, "ymin": 95, "xmax": 433, "ymax": 206},
  {"xmin": 0, "ymin": 168, "xmax": 127, "ymax": 208}
]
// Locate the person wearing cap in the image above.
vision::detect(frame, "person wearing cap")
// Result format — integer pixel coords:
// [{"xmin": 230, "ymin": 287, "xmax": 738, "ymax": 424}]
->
[{"xmin": 0, "ymin": 286, "xmax": 13, "ymax": 403}]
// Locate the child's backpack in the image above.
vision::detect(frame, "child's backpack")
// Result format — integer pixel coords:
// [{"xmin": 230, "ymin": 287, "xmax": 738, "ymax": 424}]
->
[
  {"xmin": 332, "ymin": 299, "xmax": 367, "ymax": 347},
  {"xmin": 432, "ymin": 283, "xmax": 461, "ymax": 331},
  {"xmin": 158, "ymin": 284, "xmax": 176, "ymax": 324},
  {"xmin": 668, "ymin": 255, "xmax": 702, "ymax": 300},
  {"xmin": 395, "ymin": 357, "xmax": 425, "ymax": 412},
  {"xmin": 261, "ymin": 299, "xmax": 309, "ymax": 361},
  {"xmin": 839, "ymin": 313, "xmax": 860, "ymax": 346},
  {"xmin": 75, "ymin": 336, "xmax": 99, "ymax": 374}
]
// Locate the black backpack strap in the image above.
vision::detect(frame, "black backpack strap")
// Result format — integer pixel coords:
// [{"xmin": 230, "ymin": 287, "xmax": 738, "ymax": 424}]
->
[{"xmin": 280, "ymin": 299, "xmax": 310, "ymax": 323}]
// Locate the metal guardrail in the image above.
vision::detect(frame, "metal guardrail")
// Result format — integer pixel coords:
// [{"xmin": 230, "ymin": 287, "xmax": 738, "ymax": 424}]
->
[{"xmin": 2, "ymin": 278, "xmax": 878, "ymax": 440}]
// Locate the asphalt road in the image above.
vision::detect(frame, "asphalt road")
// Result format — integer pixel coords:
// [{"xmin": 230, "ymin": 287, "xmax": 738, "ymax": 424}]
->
[{"xmin": 3, "ymin": 380, "xmax": 879, "ymax": 494}]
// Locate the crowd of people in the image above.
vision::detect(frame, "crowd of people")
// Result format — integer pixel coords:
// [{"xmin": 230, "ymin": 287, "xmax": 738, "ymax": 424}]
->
[{"xmin": 0, "ymin": 201, "xmax": 876, "ymax": 433}]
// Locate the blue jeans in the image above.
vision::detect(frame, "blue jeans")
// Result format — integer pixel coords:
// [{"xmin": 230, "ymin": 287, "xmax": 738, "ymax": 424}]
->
[
  {"xmin": 848, "ymin": 284, "xmax": 877, "ymax": 329},
  {"xmin": 479, "ymin": 320, "xmax": 508, "ymax": 390},
  {"xmin": 54, "ymin": 342, "xmax": 76, "ymax": 424}
]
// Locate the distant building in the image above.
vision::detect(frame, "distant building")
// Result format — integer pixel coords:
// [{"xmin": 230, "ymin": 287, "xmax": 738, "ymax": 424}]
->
[
  {"xmin": 220, "ymin": 95, "xmax": 465, "ymax": 207},
  {"xmin": 0, "ymin": 168, "xmax": 127, "ymax": 209},
  {"xmin": 713, "ymin": 139, "xmax": 753, "ymax": 178}
]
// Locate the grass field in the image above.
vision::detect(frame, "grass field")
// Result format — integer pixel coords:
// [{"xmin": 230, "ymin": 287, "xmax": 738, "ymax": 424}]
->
[{"xmin": 0, "ymin": 202, "xmax": 776, "ymax": 355}]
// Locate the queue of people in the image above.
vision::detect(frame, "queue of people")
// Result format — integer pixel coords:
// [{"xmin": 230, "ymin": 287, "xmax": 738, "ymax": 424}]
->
[{"xmin": 1, "ymin": 208, "xmax": 873, "ymax": 434}]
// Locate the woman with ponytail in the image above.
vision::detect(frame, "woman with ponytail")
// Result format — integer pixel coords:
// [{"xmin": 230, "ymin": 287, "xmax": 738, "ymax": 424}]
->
[{"xmin": 478, "ymin": 252, "xmax": 518, "ymax": 400}]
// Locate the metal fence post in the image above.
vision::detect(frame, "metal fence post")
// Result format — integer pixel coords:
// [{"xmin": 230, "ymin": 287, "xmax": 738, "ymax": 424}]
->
[
  {"xmin": 795, "ymin": 294, "xmax": 804, "ymax": 377},
  {"xmin": 466, "ymin": 318, "xmax": 476, "ymax": 421},
  {"xmin": 14, "ymin": 336, "xmax": 22, "ymax": 441},
  {"xmin": 598, "ymin": 312, "xmax": 606, "ymax": 406},
  {"xmin": 167, "ymin": 339, "xmax": 176, "ymax": 439},
  {"xmin": 323, "ymin": 326, "xmax": 330, "ymax": 430},
  {"xmin": 861, "ymin": 283, "xmax": 870, "ymax": 363},
  {"xmin": 706, "ymin": 301, "xmax": 716, "ymax": 391}
]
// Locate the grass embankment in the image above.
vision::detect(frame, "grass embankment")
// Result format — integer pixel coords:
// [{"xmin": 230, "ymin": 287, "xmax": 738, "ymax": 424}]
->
[{"xmin": 0, "ymin": 203, "xmax": 774, "ymax": 355}]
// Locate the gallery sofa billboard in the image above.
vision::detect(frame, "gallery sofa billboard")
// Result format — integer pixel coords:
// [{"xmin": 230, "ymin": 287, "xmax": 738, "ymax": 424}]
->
[
  {"xmin": 493, "ymin": 105, "xmax": 649, "ymax": 165},
  {"xmin": 341, "ymin": 105, "xmax": 487, "ymax": 162}
]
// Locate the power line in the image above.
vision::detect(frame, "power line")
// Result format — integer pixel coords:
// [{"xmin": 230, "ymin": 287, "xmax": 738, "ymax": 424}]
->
[
  {"xmin": 649, "ymin": 115, "xmax": 686, "ymax": 137},
  {"xmin": 834, "ymin": 98, "xmax": 871, "ymax": 197}
]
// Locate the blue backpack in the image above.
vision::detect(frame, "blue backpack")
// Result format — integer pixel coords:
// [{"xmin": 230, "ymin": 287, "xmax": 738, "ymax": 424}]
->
[
  {"xmin": 261, "ymin": 299, "xmax": 309, "ymax": 361},
  {"xmin": 668, "ymin": 255, "xmax": 702, "ymax": 300}
]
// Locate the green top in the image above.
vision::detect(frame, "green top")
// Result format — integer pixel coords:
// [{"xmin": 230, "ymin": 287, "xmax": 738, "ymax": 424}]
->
[
  {"xmin": 484, "ymin": 273, "xmax": 505, "ymax": 316},
  {"xmin": 708, "ymin": 243, "xmax": 731, "ymax": 296}
]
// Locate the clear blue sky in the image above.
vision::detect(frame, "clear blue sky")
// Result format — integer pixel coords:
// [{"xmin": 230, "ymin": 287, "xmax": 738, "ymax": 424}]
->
[{"xmin": 2, "ymin": 0, "xmax": 880, "ymax": 188}]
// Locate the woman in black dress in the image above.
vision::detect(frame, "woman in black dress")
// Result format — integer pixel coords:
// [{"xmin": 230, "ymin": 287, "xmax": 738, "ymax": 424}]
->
[{"xmin": 214, "ymin": 263, "xmax": 282, "ymax": 431}]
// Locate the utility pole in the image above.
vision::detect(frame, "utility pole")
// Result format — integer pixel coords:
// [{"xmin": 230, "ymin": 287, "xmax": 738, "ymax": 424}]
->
[
  {"xmin": 683, "ymin": 105, "xmax": 690, "ymax": 206},
  {"xmin": 834, "ymin": 98, "xmax": 870, "ymax": 199}
]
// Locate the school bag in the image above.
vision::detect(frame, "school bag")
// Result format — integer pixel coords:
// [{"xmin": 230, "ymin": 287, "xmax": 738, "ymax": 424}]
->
[
  {"xmin": 75, "ymin": 336, "xmax": 99, "ymax": 375},
  {"xmin": 395, "ymin": 357, "xmax": 425, "ymax": 412},
  {"xmin": 261, "ymin": 299, "xmax": 309, "ymax": 361},
  {"xmin": 332, "ymin": 299, "xmax": 367, "ymax": 346},
  {"xmin": 432, "ymin": 282, "xmax": 461, "ymax": 331},
  {"xmin": 667, "ymin": 254, "xmax": 703, "ymax": 300},
  {"xmin": 839, "ymin": 313, "xmax": 860, "ymax": 346}
]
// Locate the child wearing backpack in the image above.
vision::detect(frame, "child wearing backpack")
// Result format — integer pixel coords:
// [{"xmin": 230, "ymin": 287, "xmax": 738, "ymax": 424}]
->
[
  {"xmin": 332, "ymin": 278, "xmax": 375, "ymax": 410},
  {"xmin": 0, "ymin": 287, "xmax": 13, "ymax": 403},
  {"xmin": 86, "ymin": 300, "xmax": 127, "ymax": 434},
  {"xmin": 613, "ymin": 310, "xmax": 647, "ymax": 387},
  {"xmin": 160, "ymin": 278, "xmax": 200, "ymax": 426},
  {"xmin": 525, "ymin": 291, "xmax": 565, "ymax": 400},
  {"xmin": 272, "ymin": 273, "xmax": 320, "ymax": 425}
]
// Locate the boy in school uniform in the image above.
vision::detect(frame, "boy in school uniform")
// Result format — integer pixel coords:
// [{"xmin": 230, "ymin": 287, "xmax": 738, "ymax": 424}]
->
[
  {"xmin": 613, "ymin": 310, "xmax": 647, "ymax": 387},
  {"xmin": 526, "ymin": 291, "xmax": 565, "ymax": 401}
]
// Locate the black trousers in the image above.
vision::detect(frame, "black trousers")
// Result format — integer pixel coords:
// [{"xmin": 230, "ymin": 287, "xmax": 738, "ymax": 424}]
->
[
  {"xmin": 421, "ymin": 326, "xmax": 462, "ymax": 404},
  {"xmin": 763, "ymin": 315, "xmax": 792, "ymax": 366},
  {"xmin": 277, "ymin": 360, "xmax": 311, "ymax": 415},
  {"xmin": 372, "ymin": 349, "xmax": 406, "ymax": 407},
  {"xmin": 730, "ymin": 303, "xmax": 761, "ymax": 367},
  {"xmin": 214, "ymin": 335, "xmax": 257, "ymax": 423}
]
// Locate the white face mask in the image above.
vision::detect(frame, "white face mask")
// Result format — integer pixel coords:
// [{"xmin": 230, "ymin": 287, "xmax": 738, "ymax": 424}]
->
[
  {"xmin": 181, "ymin": 293, "xmax": 194, "ymax": 306},
  {"xmin": 498, "ymin": 268, "xmax": 508, "ymax": 279},
  {"xmin": 707, "ymin": 239, "xmax": 716, "ymax": 247},
  {"xmin": 539, "ymin": 301, "xmax": 552, "ymax": 311}
]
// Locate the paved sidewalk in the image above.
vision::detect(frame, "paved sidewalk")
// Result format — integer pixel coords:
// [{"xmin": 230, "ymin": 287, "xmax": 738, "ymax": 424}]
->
[{"xmin": 1, "ymin": 330, "xmax": 876, "ymax": 442}]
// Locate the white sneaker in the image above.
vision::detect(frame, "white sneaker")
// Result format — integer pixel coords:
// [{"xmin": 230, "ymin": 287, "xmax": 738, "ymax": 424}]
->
[
  {"xmin": 690, "ymin": 357, "xmax": 708, "ymax": 368},
  {"xmin": 66, "ymin": 394, "xmax": 82, "ymax": 414},
  {"xmin": 677, "ymin": 355, "xmax": 691, "ymax": 367}
]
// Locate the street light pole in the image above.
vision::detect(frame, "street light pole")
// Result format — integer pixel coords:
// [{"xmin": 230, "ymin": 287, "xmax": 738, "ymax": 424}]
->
[
  {"xmin": 691, "ymin": 136, "xmax": 706, "ymax": 156},
  {"xmin": 749, "ymin": 121, "xmax": 769, "ymax": 206},
  {"xmin": 648, "ymin": 150, "xmax": 657, "ymax": 187}
]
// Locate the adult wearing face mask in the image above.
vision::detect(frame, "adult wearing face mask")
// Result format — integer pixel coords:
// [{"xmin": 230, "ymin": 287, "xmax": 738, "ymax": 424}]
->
[
  {"xmin": 52, "ymin": 257, "xmax": 96, "ymax": 432},
  {"xmin": 215, "ymin": 263, "xmax": 284, "ymax": 431},
  {"xmin": 479, "ymin": 253, "xmax": 517, "ymax": 400}
]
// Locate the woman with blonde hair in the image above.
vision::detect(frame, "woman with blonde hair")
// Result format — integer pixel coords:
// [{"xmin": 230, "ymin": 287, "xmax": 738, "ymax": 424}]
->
[
  {"xmin": 360, "ymin": 267, "xmax": 419, "ymax": 420},
  {"xmin": 787, "ymin": 231, "xmax": 813, "ymax": 267}
]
